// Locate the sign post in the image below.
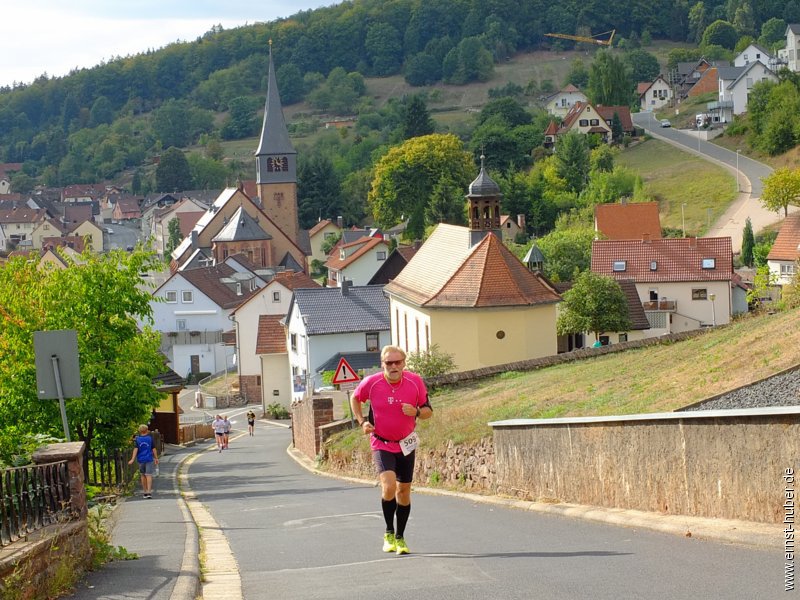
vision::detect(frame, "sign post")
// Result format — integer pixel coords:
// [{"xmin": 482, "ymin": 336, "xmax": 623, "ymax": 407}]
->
[
  {"xmin": 332, "ymin": 357, "xmax": 361, "ymax": 426},
  {"xmin": 34, "ymin": 330, "xmax": 82, "ymax": 442}
]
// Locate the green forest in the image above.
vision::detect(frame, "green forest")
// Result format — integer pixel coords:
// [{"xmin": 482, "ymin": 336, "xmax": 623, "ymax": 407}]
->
[{"xmin": 1, "ymin": 0, "xmax": 800, "ymax": 277}]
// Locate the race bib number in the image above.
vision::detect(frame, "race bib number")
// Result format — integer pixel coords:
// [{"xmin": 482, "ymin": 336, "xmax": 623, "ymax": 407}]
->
[{"xmin": 400, "ymin": 431, "xmax": 419, "ymax": 456}]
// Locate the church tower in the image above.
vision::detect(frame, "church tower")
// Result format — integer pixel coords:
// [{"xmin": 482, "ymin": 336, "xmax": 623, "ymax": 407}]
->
[
  {"xmin": 466, "ymin": 155, "xmax": 503, "ymax": 246},
  {"xmin": 255, "ymin": 41, "xmax": 300, "ymax": 245}
]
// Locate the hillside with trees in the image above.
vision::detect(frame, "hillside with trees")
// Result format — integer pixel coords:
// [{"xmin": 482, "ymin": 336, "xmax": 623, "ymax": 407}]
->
[{"xmin": 2, "ymin": 0, "xmax": 800, "ymax": 281}]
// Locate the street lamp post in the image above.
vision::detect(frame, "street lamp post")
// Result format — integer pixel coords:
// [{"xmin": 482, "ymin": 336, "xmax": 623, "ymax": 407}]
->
[
  {"xmin": 681, "ymin": 203, "xmax": 686, "ymax": 238},
  {"xmin": 709, "ymin": 292, "xmax": 717, "ymax": 327},
  {"xmin": 736, "ymin": 149, "xmax": 740, "ymax": 192}
]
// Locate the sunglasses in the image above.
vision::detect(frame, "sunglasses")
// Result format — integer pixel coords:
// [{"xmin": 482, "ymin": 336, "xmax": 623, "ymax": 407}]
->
[{"xmin": 383, "ymin": 360, "xmax": 404, "ymax": 366}]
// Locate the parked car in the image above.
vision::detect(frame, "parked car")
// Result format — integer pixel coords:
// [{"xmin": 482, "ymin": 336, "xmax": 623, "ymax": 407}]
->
[
  {"xmin": 660, "ymin": 119, "xmax": 671, "ymax": 128},
  {"xmin": 105, "ymin": 227, "xmax": 114, "ymax": 234}
]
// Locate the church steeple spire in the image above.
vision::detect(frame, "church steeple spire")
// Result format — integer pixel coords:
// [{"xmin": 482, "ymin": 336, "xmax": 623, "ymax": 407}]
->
[
  {"xmin": 255, "ymin": 40, "xmax": 295, "ymax": 158},
  {"xmin": 255, "ymin": 40, "xmax": 300, "ymax": 246}
]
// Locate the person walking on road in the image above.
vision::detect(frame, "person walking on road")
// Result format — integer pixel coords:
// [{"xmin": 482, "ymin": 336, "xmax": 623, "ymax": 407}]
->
[
  {"xmin": 247, "ymin": 410, "xmax": 256, "ymax": 436},
  {"xmin": 350, "ymin": 345, "xmax": 433, "ymax": 555},
  {"xmin": 212, "ymin": 414, "xmax": 226, "ymax": 451},
  {"xmin": 223, "ymin": 415, "xmax": 232, "ymax": 449},
  {"xmin": 128, "ymin": 424, "xmax": 159, "ymax": 498}
]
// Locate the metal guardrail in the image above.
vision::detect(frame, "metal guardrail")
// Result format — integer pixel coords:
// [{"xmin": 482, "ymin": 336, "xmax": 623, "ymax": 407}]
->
[{"xmin": 0, "ymin": 461, "xmax": 72, "ymax": 547}]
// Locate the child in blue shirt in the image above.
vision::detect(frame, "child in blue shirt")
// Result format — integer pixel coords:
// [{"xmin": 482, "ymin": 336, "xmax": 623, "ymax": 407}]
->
[{"xmin": 128, "ymin": 424, "xmax": 159, "ymax": 498}]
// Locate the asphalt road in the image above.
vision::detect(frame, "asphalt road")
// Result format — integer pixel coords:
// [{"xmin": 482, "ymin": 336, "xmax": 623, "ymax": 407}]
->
[
  {"xmin": 632, "ymin": 112, "xmax": 795, "ymax": 252},
  {"xmin": 187, "ymin": 424, "xmax": 782, "ymax": 600},
  {"xmin": 104, "ymin": 221, "xmax": 140, "ymax": 251}
]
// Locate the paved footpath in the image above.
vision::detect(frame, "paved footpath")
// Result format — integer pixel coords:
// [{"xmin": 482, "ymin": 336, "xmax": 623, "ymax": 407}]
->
[{"xmin": 70, "ymin": 421, "xmax": 788, "ymax": 599}]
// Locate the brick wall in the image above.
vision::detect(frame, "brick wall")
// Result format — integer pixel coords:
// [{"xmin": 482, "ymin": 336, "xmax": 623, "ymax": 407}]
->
[
  {"xmin": 239, "ymin": 375, "xmax": 260, "ymax": 404},
  {"xmin": 291, "ymin": 397, "xmax": 334, "ymax": 460}
]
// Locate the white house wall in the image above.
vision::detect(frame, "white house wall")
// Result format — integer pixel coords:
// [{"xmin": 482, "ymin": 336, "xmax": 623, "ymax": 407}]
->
[
  {"xmin": 341, "ymin": 246, "xmax": 389, "ymax": 285},
  {"xmin": 235, "ymin": 283, "xmax": 291, "ymax": 378},
  {"xmin": 730, "ymin": 64, "xmax": 777, "ymax": 115},
  {"xmin": 633, "ymin": 280, "xmax": 731, "ymax": 329},
  {"xmin": 260, "ymin": 353, "xmax": 291, "ymax": 410}
]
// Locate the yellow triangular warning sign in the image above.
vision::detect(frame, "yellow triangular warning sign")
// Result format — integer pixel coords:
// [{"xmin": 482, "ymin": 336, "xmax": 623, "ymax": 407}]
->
[{"xmin": 332, "ymin": 357, "xmax": 360, "ymax": 384}]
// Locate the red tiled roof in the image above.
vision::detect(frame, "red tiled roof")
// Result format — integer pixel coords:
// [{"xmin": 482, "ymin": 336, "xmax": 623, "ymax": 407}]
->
[
  {"xmin": 64, "ymin": 204, "xmax": 92, "ymax": 224},
  {"xmin": 561, "ymin": 84, "xmax": 580, "ymax": 93},
  {"xmin": 595, "ymin": 202, "xmax": 662, "ymax": 240},
  {"xmin": 177, "ymin": 211, "xmax": 204, "ymax": 237},
  {"xmin": 767, "ymin": 213, "xmax": 800, "ymax": 261},
  {"xmin": 309, "ymin": 219, "xmax": 334, "ymax": 237},
  {"xmin": 0, "ymin": 207, "xmax": 47, "ymax": 224},
  {"xmin": 256, "ymin": 314, "xmax": 286, "ymax": 354},
  {"xmin": 0, "ymin": 163, "xmax": 23, "ymax": 180},
  {"xmin": 273, "ymin": 270, "xmax": 321, "ymax": 290},
  {"xmin": 42, "ymin": 236, "xmax": 85, "ymax": 253},
  {"xmin": 561, "ymin": 101, "xmax": 586, "ymax": 130},
  {"xmin": 637, "ymin": 82, "xmax": 652, "ymax": 95},
  {"xmin": 595, "ymin": 105, "xmax": 634, "ymax": 132},
  {"xmin": 544, "ymin": 121, "xmax": 558, "ymax": 136},
  {"xmin": 180, "ymin": 263, "xmax": 259, "ymax": 309},
  {"xmin": 385, "ymin": 224, "xmax": 561, "ymax": 308},
  {"xmin": 325, "ymin": 236, "xmax": 386, "ymax": 270},
  {"xmin": 592, "ymin": 237, "xmax": 733, "ymax": 282}
]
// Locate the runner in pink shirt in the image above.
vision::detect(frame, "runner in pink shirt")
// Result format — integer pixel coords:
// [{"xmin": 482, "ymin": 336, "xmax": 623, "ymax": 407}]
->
[{"xmin": 351, "ymin": 345, "xmax": 433, "ymax": 556}]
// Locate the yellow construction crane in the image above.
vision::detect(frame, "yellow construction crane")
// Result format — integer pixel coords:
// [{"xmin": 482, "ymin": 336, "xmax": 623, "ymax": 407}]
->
[{"xmin": 544, "ymin": 29, "xmax": 616, "ymax": 47}]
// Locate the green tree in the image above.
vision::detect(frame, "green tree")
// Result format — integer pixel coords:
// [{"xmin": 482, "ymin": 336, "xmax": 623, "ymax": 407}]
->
[
  {"xmin": 701, "ymin": 20, "xmax": 738, "ymax": 50},
  {"xmin": 152, "ymin": 99, "xmax": 192, "ymax": 148},
  {"xmin": 688, "ymin": 2, "xmax": 708, "ymax": 44},
  {"xmin": 747, "ymin": 265, "xmax": 777, "ymax": 309},
  {"xmin": 760, "ymin": 18, "xmax": 787, "ymax": 50},
  {"xmin": 741, "ymin": 217, "xmax": 755, "ymax": 267},
  {"xmin": 442, "ymin": 36, "xmax": 494, "ymax": 85},
  {"xmin": 165, "ymin": 217, "xmax": 183, "ymax": 258},
  {"xmin": 557, "ymin": 271, "xmax": 632, "ymax": 340},
  {"xmin": 590, "ymin": 145, "xmax": 615, "ymax": 173},
  {"xmin": 0, "ymin": 249, "xmax": 165, "ymax": 454},
  {"xmin": 276, "ymin": 63, "xmax": 306, "ymax": 105},
  {"xmin": 624, "ymin": 49, "xmax": 660, "ymax": 83},
  {"xmin": 564, "ymin": 58, "xmax": 589, "ymax": 89},
  {"xmin": 365, "ymin": 22, "xmax": 403, "ymax": 76},
  {"xmin": 10, "ymin": 171, "xmax": 35, "ymax": 194},
  {"xmin": 587, "ymin": 50, "xmax": 632, "ymax": 106},
  {"xmin": 536, "ymin": 222, "xmax": 595, "ymax": 282},
  {"xmin": 478, "ymin": 97, "xmax": 532, "ymax": 128},
  {"xmin": 404, "ymin": 52, "xmax": 441, "ymax": 86},
  {"xmin": 221, "ymin": 96, "xmax": 259, "ymax": 140},
  {"xmin": 156, "ymin": 147, "xmax": 193, "ymax": 192},
  {"xmin": 368, "ymin": 133, "xmax": 474, "ymax": 239},
  {"xmin": 761, "ymin": 167, "xmax": 800, "ymax": 217},
  {"xmin": 298, "ymin": 151, "xmax": 342, "ymax": 229},
  {"xmin": 405, "ymin": 344, "xmax": 457, "ymax": 378},
  {"xmin": 426, "ymin": 175, "xmax": 466, "ymax": 226},
  {"xmin": 400, "ymin": 94, "xmax": 435, "ymax": 140},
  {"xmin": 187, "ymin": 153, "xmax": 228, "ymax": 190},
  {"xmin": 88, "ymin": 96, "xmax": 114, "ymax": 128},
  {"xmin": 554, "ymin": 132, "xmax": 590, "ymax": 194},
  {"xmin": 131, "ymin": 169, "xmax": 143, "ymax": 195}
]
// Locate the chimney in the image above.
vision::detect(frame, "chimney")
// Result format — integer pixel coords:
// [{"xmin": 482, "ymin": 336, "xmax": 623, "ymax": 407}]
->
[
  {"xmin": 341, "ymin": 279, "xmax": 352, "ymax": 296},
  {"xmin": 191, "ymin": 230, "xmax": 198, "ymax": 249},
  {"xmin": 642, "ymin": 233, "xmax": 651, "ymax": 243},
  {"xmin": 517, "ymin": 214, "xmax": 526, "ymax": 230},
  {"xmin": 337, "ymin": 216, "xmax": 343, "ymax": 229}
]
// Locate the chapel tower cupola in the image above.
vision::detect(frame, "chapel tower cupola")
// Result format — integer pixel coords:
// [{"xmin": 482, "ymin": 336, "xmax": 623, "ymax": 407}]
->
[
  {"xmin": 466, "ymin": 155, "xmax": 503, "ymax": 245},
  {"xmin": 255, "ymin": 40, "xmax": 300, "ymax": 245}
]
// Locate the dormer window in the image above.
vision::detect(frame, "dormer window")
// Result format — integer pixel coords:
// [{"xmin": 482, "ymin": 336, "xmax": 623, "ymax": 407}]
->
[
  {"xmin": 702, "ymin": 258, "xmax": 716, "ymax": 269},
  {"xmin": 339, "ymin": 249, "xmax": 346, "ymax": 260},
  {"xmin": 650, "ymin": 261, "xmax": 658, "ymax": 271},
  {"xmin": 612, "ymin": 261, "xmax": 627, "ymax": 272}
]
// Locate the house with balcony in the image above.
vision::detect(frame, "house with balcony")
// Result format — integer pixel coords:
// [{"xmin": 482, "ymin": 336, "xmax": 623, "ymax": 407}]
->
[
  {"xmin": 591, "ymin": 237, "xmax": 734, "ymax": 336},
  {"xmin": 711, "ymin": 63, "xmax": 777, "ymax": 123},
  {"xmin": 284, "ymin": 282, "xmax": 391, "ymax": 400},
  {"xmin": 0, "ymin": 206, "xmax": 48, "ymax": 249},
  {"xmin": 777, "ymin": 24, "xmax": 800, "ymax": 72},
  {"xmin": 150, "ymin": 261, "xmax": 265, "ymax": 379}
]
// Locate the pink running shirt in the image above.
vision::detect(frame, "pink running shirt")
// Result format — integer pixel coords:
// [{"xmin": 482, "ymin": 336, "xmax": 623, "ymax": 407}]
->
[{"xmin": 353, "ymin": 370, "xmax": 428, "ymax": 453}]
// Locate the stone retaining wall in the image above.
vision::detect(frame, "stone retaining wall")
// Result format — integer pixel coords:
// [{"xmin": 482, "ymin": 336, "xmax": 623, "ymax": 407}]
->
[{"xmin": 291, "ymin": 397, "xmax": 334, "ymax": 460}]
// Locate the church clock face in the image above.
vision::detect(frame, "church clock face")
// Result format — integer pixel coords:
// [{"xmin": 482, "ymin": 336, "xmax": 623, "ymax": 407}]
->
[{"xmin": 267, "ymin": 156, "xmax": 289, "ymax": 172}]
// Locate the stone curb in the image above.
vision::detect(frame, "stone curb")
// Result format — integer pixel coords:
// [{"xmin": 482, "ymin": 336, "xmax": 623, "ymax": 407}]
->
[{"xmin": 285, "ymin": 445, "xmax": 782, "ymax": 550}]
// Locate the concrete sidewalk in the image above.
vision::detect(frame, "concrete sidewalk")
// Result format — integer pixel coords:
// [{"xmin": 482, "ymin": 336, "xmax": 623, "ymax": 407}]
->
[{"xmin": 68, "ymin": 443, "xmax": 201, "ymax": 600}]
